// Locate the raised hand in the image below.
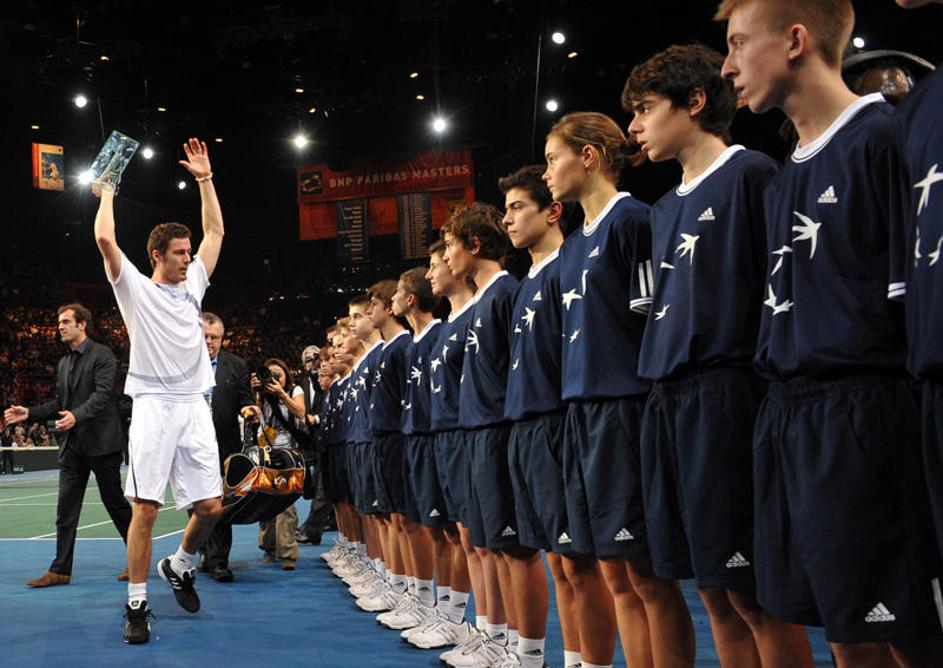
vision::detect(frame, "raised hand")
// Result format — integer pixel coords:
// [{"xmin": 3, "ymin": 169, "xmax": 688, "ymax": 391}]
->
[
  {"xmin": 179, "ymin": 137, "xmax": 211, "ymax": 179},
  {"xmin": 3, "ymin": 405, "xmax": 29, "ymax": 425}
]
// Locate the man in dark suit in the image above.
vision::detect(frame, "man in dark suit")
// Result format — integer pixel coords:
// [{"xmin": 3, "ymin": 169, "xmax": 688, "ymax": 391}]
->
[
  {"xmin": 295, "ymin": 344, "xmax": 334, "ymax": 545},
  {"xmin": 4, "ymin": 303, "xmax": 131, "ymax": 587},
  {"xmin": 201, "ymin": 312, "xmax": 252, "ymax": 581}
]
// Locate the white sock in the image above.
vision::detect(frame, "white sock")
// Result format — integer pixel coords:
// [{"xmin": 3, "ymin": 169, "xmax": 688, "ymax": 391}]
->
[
  {"xmin": 416, "ymin": 578, "xmax": 436, "ymax": 607},
  {"xmin": 508, "ymin": 628, "xmax": 520, "ymax": 648},
  {"xmin": 564, "ymin": 650, "xmax": 582, "ymax": 668},
  {"xmin": 581, "ymin": 663, "xmax": 613, "ymax": 668},
  {"xmin": 486, "ymin": 622, "xmax": 508, "ymax": 645},
  {"xmin": 475, "ymin": 615, "xmax": 487, "ymax": 631},
  {"xmin": 171, "ymin": 545, "xmax": 197, "ymax": 574},
  {"xmin": 437, "ymin": 584, "xmax": 452, "ymax": 606},
  {"xmin": 448, "ymin": 590, "xmax": 470, "ymax": 623},
  {"xmin": 127, "ymin": 581, "xmax": 147, "ymax": 607},
  {"xmin": 389, "ymin": 573, "xmax": 408, "ymax": 594},
  {"xmin": 373, "ymin": 558, "xmax": 385, "ymax": 576},
  {"xmin": 518, "ymin": 636, "xmax": 546, "ymax": 667},
  {"xmin": 355, "ymin": 542, "xmax": 367, "ymax": 559}
]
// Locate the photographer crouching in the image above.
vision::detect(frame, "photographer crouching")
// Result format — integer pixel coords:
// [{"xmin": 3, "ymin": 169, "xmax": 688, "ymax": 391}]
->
[{"xmin": 241, "ymin": 359, "xmax": 306, "ymax": 570}]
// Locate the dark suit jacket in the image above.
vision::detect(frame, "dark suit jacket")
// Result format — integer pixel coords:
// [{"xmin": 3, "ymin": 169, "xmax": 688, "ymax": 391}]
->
[
  {"xmin": 211, "ymin": 349, "xmax": 253, "ymax": 463},
  {"xmin": 29, "ymin": 339, "xmax": 122, "ymax": 458}
]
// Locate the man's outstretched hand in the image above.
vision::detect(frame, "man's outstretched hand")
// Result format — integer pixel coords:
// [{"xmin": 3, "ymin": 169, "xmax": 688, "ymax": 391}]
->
[{"xmin": 179, "ymin": 137, "xmax": 211, "ymax": 179}]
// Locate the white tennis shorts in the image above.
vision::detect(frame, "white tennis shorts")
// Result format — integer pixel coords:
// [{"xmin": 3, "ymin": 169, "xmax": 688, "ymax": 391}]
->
[{"xmin": 125, "ymin": 395, "xmax": 222, "ymax": 509}]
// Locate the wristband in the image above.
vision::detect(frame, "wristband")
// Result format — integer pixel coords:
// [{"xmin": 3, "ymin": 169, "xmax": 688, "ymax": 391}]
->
[{"xmin": 194, "ymin": 173, "xmax": 213, "ymax": 183}]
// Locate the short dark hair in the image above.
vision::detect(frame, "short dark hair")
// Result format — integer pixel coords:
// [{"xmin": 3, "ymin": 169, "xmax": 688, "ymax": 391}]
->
[
  {"xmin": 263, "ymin": 357, "xmax": 293, "ymax": 392},
  {"xmin": 368, "ymin": 280, "xmax": 398, "ymax": 310},
  {"xmin": 58, "ymin": 303, "xmax": 92, "ymax": 331},
  {"xmin": 146, "ymin": 222, "xmax": 191, "ymax": 268},
  {"xmin": 347, "ymin": 293, "xmax": 371, "ymax": 310},
  {"xmin": 498, "ymin": 165, "xmax": 553, "ymax": 211},
  {"xmin": 623, "ymin": 44, "xmax": 737, "ymax": 139},
  {"xmin": 441, "ymin": 202, "xmax": 509, "ymax": 263},
  {"xmin": 428, "ymin": 239, "xmax": 446, "ymax": 257},
  {"xmin": 399, "ymin": 267, "xmax": 439, "ymax": 313}
]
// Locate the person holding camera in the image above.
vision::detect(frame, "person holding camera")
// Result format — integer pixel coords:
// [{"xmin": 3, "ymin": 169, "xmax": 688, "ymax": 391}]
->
[
  {"xmin": 3, "ymin": 303, "xmax": 131, "ymax": 588},
  {"xmin": 242, "ymin": 358, "xmax": 306, "ymax": 570}
]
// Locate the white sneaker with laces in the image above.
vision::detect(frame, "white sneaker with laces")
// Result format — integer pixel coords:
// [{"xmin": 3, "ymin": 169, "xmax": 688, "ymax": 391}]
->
[
  {"xmin": 447, "ymin": 635, "xmax": 508, "ymax": 667},
  {"xmin": 355, "ymin": 583, "xmax": 399, "ymax": 612},
  {"xmin": 401, "ymin": 609, "xmax": 442, "ymax": 641},
  {"xmin": 439, "ymin": 629, "xmax": 484, "ymax": 664},
  {"xmin": 410, "ymin": 617, "xmax": 475, "ymax": 649},
  {"xmin": 380, "ymin": 597, "xmax": 432, "ymax": 630},
  {"xmin": 348, "ymin": 571, "xmax": 383, "ymax": 597}
]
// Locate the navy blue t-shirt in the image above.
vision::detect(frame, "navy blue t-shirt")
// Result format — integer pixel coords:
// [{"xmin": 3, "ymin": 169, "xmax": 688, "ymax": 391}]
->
[
  {"xmin": 897, "ymin": 68, "xmax": 943, "ymax": 379},
  {"xmin": 321, "ymin": 380, "xmax": 339, "ymax": 445},
  {"xmin": 429, "ymin": 299, "xmax": 476, "ymax": 432},
  {"xmin": 559, "ymin": 193, "xmax": 653, "ymax": 400},
  {"xmin": 459, "ymin": 271, "xmax": 519, "ymax": 429},
  {"xmin": 332, "ymin": 374, "xmax": 351, "ymax": 445},
  {"xmin": 639, "ymin": 146, "xmax": 779, "ymax": 380},
  {"xmin": 505, "ymin": 250, "xmax": 564, "ymax": 421},
  {"xmin": 402, "ymin": 320, "xmax": 442, "ymax": 435},
  {"xmin": 756, "ymin": 95, "xmax": 909, "ymax": 380},
  {"xmin": 347, "ymin": 341, "xmax": 384, "ymax": 443},
  {"xmin": 371, "ymin": 330, "xmax": 410, "ymax": 436}
]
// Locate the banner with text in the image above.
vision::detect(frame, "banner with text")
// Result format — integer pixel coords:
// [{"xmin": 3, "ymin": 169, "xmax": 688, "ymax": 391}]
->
[
  {"xmin": 398, "ymin": 193, "xmax": 432, "ymax": 260},
  {"xmin": 336, "ymin": 199, "xmax": 369, "ymax": 264}
]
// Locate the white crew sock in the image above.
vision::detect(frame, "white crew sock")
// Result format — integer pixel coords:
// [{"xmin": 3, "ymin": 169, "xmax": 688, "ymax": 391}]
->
[
  {"xmin": 448, "ymin": 590, "xmax": 470, "ymax": 623},
  {"xmin": 389, "ymin": 573, "xmax": 408, "ymax": 594},
  {"xmin": 171, "ymin": 545, "xmax": 197, "ymax": 574},
  {"xmin": 508, "ymin": 628, "xmax": 520, "ymax": 649},
  {"xmin": 518, "ymin": 636, "xmax": 546, "ymax": 667},
  {"xmin": 486, "ymin": 622, "xmax": 508, "ymax": 646},
  {"xmin": 416, "ymin": 578, "xmax": 436, "ymax": 607},
  {"xmin": 582, "ymin": 663, "xmax": 613, "ymax": 668},
  {"xmin": 475, "ymin": 615, "xmax": 487, "ymax": 631},
  {"xmin": 127, "ymin": 581, "xmax": 147, "ymax": 607},
  {"xmin": 564, "ymin": 649, "xmax": 582, "ymax": 668},
  {"xmin": 437, "ymin": 585, "xmax": 452, "ymax": 607}
]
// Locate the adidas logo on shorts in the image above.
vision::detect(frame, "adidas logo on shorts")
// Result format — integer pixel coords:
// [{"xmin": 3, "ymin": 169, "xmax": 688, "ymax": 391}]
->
[
  {"xmin": 614, "ymin": 527, "xmax": 635, "ymax": 542},
  {"xmin": 817, "ymin": 185, "xmax": 838, "ymax": 204},
  {"xmin": 372, "ymin": 500, "xmax": 379, "ymax": 507},
  {"xmin": 725, "ymin": 552, "xmax": 751, "ymax": 568},
  {"xmin": 501, "ymin": 526, "xmax": 517, "ymax": 537},
  {"xmin": 557, "ymin": 532, "xmax": 571, "ymax": 545},
  {"xmin": 429, "ymin": 508, "xmax": 441, "ymax": 518},
  {"xmin": 698, "ymin": 207, "xmax": 716, "ymax": 221},
  {"xmin": 865, "ymin": 603, "xmax": 896, "ymax": 623}
]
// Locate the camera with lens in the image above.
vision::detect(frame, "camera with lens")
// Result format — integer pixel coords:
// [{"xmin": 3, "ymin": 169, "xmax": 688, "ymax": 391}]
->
[{"xmin": 255, "ymin": 365, "xmax": 274, "ymax": 384}]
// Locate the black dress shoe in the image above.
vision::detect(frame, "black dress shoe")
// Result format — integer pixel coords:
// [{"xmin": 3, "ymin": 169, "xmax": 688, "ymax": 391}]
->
[{"xmin": 210, "ymin": 566, "xmax": 234, "ymax": 582}]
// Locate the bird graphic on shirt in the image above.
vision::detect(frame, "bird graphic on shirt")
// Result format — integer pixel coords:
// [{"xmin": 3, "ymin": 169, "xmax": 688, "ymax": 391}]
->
[
  {"xmin": 764, "ymin": 284, "xmax": 793, "ymax": 315},
  {"xmin": 431, "ymin": 382, "xmax": 442, "ymax": 394},
  {"xmin": 562, "ymin": 289, "xmax": 583, "ymax": 311},
  {"xmin": 581, "ymin": 269, "xmax": 589, "ymax": 294},
  {"xmin": 675, "ymin": 234, "xmax": 700, "ymax": 265},
  {"xmin": 522, "ymin": 307, "xmax": 536, "ymax": 331},
  {"xmin": 914, "ymin": 163, "xmax": 943, "ymax": 216},
  {"xmin": 771, "ymin": 245, "xmax": 793, "ymax": 275},
  {"xmin": 915, "ymin": 227, "xmax": 923, "ymax": 267},
  {"xmin": 410, "ymin": 366, "xmax": 423, "ymax": 384},
  {"xmin": 512, "ymin": 359, "xmax": 519, "ymax": 371},
  {"xmin": 466, "ymin": 329, "xmax": 480, "ymax": 354},
  {"xmin": 660, "ymin": 261, "xmax": 674, "ymax": 270},
  {"xmin": 532, "ymin": 290, "xmax": 542, "ymax": 302},
  {"xmin": 569, "ymin": 329, "xmax": 580, "ymax": 343},
  {"xmin": 791, "ymin": 211, "xmax": 821, "ymax": 259},
  {"xmin": 654, "ymin": 304, "xmax": 670, "ymax": 320},
  {"xmin": 441, "ymin": 344, "xmax": 449, "ymax": 360},
  {"xmin": 930, "ymin": 235, "xmax": 943, "ymax": 267},
  {"xmin": 357, "ymin": 375, "xmax": 367, "ymax": 389},
  {"xmin": 430, "ymin": 358, "xmax": 442, "ymax": 373}
]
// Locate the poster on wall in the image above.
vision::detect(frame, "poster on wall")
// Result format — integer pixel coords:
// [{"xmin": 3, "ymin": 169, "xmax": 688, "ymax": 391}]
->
[{"xmin": 31, "ymin": 143, "xmax": 65, "ymax": 191}]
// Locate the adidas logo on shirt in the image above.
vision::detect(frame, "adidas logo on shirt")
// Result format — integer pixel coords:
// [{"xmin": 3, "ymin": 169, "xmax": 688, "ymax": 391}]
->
[
  {"xmin": 501, "ymin": 526, "xmax": 517, "ymax": 537},
  {"xmin": 865, "ymin": 603, "xmax": 896, "ymax": 623},
  {"xmin": 429, "ymin": 508, "xmax": 441, "ymax": 518},
  {"xmin": 557, "ymin": 532, "xmax": 572, "ymax": 545},
  {"xmin": 725, "ymin": 552, "xmax": 751, "ymax": 568},
  {"xmin": 698, "ymin": 207, "xmax": 716, "ymax": 221},
  {"xmin": 588, "ymin": 246, "xmax": 600, "ymax": 258},
  {"xmin": 817, "ymin": 185, "xmax": 838, "ymax": 204},
  {"xmin": 614, "ymin": 527, "xmax": 635, "ymax": 542}
]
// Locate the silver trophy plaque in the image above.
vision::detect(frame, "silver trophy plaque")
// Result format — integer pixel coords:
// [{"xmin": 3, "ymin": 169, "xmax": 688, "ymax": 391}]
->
[{"xmin": 90, "ymin": 130, "xmax": 140, "ymax": 187}]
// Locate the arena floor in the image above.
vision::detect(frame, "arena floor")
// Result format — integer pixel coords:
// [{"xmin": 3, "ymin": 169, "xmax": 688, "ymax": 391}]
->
[{"xmin": 0, "ymin": 468, "xmax": 833, "ymax": 666}]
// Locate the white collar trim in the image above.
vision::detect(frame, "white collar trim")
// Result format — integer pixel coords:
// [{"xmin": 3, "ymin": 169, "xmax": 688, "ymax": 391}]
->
[
  {"xmin": 448, "ymin": 297, "xmax": 475, "ymax": 322},
  {"xmin": 413, "ymin": 319, "xmax": 442, "ymax": 343},
  {"xmin": 583, "ymin": 192, "xmax": 631, "ymax": 236},
  {"xmin": 527, "ymin": 248, "xmax": 560, "ymax": 278},
  {"xmin": 791, "ymin": 93, "xmax": 884, "ymax": 163},
  {"xmin": 352, "ymin": 340, "xmax": 383, "ymax": 371},
  {"xmin": 473, "ymin": 270, "xmax": 509, "ymax": 301},
  {"xmin": 382, "ymin": 329, "xmax": 410, "ymax": 350},
  {"xmin": 676, "ymin": 145, "xmax": 745, "ymax": 195}
]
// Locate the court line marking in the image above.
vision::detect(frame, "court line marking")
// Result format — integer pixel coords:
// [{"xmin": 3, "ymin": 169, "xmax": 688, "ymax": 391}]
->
[
  {"xmin": 28, "ymin": 506, "xmax": 180, "ymax": 540},
  {"xmin": 0, "ymin": 491, "xmax": 61, "ymax": 503}
]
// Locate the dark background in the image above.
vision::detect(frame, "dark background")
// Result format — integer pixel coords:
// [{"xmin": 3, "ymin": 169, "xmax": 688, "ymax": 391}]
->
[{"xmin": 2, "ymin": 0, "xmax": 941, "ymax": 319}]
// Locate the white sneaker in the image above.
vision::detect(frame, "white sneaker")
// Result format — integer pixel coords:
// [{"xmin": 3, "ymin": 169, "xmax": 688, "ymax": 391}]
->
[
  {"xmin": 410, "ymin": 617, "xmax": 475, "ymax": 649},
  {"xmin": 439, "ymin": 629, "xmax": 485, "ymax": 664},
  {"xmin": 447, "ymin": 635, "xmax": 509, "ymax": 667},
  {"xmin": 321, "ymin": 542, "xmax": 345, "ymax": 562},
  {"xmin": 347, "ymin": 571, "xmax": 383, "ymax": 598},
  {"xmin": 355, "ymin": 584, "xmax": 399, "ymax": 612},
  {"xmin": 340, "ymin": 561, "xmax": 371, "ymax": 584},
  {"xmin": 496, "ymin": 652, "xmax": 523, "ymax": 667},
  {"xmin": 401, "ymin": 609, "xmax": 442, "ymax": 641},
  {"xmin": 378, "ymin": 596, "xmax": 432, "ymax": 630}
]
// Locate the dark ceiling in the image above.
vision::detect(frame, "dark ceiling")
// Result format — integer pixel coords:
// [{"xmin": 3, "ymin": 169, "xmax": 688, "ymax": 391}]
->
[{"xmin": 2, "ymin": 0, "xmax": 941, "ymax": 298}]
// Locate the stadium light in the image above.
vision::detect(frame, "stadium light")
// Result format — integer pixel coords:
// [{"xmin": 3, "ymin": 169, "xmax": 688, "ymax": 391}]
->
[
  {"xmin": 551, "ymin": 31, "xmax": 565, "ymax": 45},
  {"xmin": 432, "ymin": 116, "xmax": 447, "ymax": 134},
  {"xmin": 74, "ymin": 95, "xmax": 88, "ymax": 108}
]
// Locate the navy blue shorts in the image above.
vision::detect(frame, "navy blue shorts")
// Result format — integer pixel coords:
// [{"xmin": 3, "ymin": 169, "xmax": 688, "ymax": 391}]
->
[
  {"xmin": 641, "ymin": 367, "xmax": 762, "ymax": 587},
  {"xmin": 433, "ymin": 430, "xmax": 467, "ymax": 524},
  {"xmin": 373, "ymin": 432, "xmax": 407, "ymax": 516},
  {"xmin": 465, "ymin": 424, "xmax": 518, "ymax": 550},
  {"xmin": 353, "ymin": 441, "xmax": 378, "ymax": 515},
  {"xmin": 508, "ymin": 411, "xmax": 572, "ymax": 554},
  {"xmin": 406, "ymin": 433, "xmax": 448, "ymax": 527},
  {"xmin": 921, "ymin": 379, "xmax": 943, "ymax": 560},
  {"xmin": 755, "ymin": 374, "xmax": 943, "ymax": 642},
  {"xmin": 324, "ymin": 444, "xmax": 349, "ymax": 504},
  {"xmin": 344, "ymin": 442, "xmax": 360, "ymax": 509},
  {"xmin": 562, "ymin": 398, "xmax": 648, "ymax": 558}
]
